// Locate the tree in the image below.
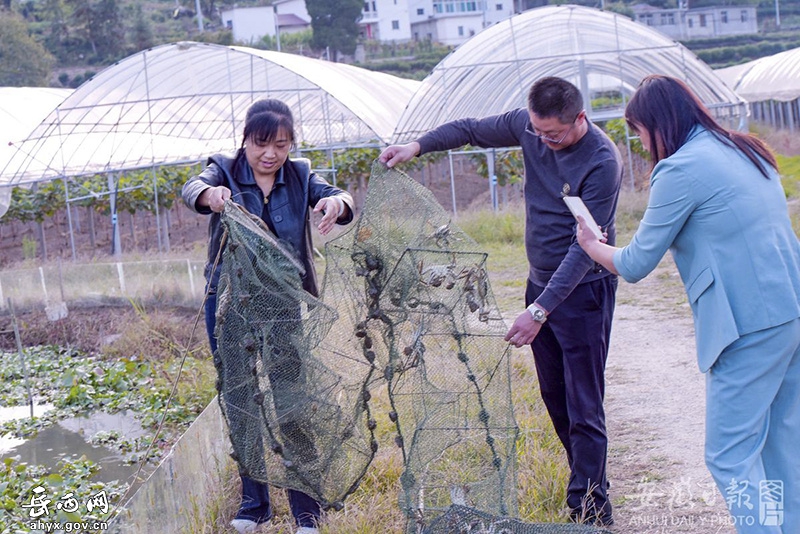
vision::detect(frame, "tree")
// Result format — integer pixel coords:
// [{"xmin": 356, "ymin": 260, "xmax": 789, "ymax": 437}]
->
[
  {"xmin": 65, "ymin": 0, "xmax": 124, "ymax": 62},
  {"xmin": 92, "ymin": 0, "xmax": 123, "ymax": 60},
  {"xmin": 0, "ymin": 11, "xmax": 55, "ymax": 86},
  {"xmin": 195, "ymin": 0, "xmax": 236, "ymax": 24},
  {"xmin": 67, "ymin": 0, "xmax": 96, "ymax": 56},
  {"xmin": 40, "ymin": 0, "xmax": 71, "ymax": 61},
  {"xmin": 129, "ymin": 4, "xmax": 154, "ymax": 52},
  {"xmin": 306, "ymin": 0, "xmax": 363, "ymax": 61},
  {"xmin": 468, "ymin": 149, "xmax": 522, "ymax": 188}
]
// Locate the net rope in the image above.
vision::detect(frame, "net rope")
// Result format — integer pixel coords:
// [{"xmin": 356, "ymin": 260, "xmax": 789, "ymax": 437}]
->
[
  {"xmin": 424, "ymin": 505, "xmax": 611, "ymax": 534},
  {"xmin": 214, "ymin": 162, "xmax": 605, "ymax": 532}
]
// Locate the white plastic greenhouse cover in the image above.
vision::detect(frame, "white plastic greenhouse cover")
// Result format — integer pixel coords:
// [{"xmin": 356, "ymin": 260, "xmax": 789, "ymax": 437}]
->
[
  {"xmin": 715, "ymin": 47, "xmax": 800, "ymax": 102},
  {"xmin": 0, "ymin": 87, "xmax": 71, "ymax": 171},
  {"xmin": 0, "ymin": 41, "xmax": 420, "ymax": 187},
  {"xmin": 0, "ymin": 87, "xmax": 72, "ymax": 143},
  {"xmin": 0, "ymin": 87, "xmax": 72, "ymax": 216},
  {"xmin": 392, "ymin": 4, "xmax": 746, "ymax": 142}
]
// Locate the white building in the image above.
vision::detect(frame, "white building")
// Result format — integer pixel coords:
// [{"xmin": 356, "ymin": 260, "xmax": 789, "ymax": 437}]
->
[
  {"xmin": 274, "ymin": 0, "xmax": 312, "ymax": 35},
  {"xmin": 277, "ymin": 13, "xmax": 312, "ymax": 35},
  {"xmin": 361, "ymin": 0, "xmax": 413, "ymax": 42},
  {"xmin": 220, "ymin": 1, "xmax": 311, "ymax": 45},
  {"xmin": 631, "ymin": 3, "xmax": 758, "ymax": 40},
  {"xmin": 221, "ymin": 6, "xmax": 275, "ymax": 44},
  {"xmin": 407, "ymin": 0, "xmax": 515, "ymax": 46},
  {"xmin": 222, "ymin": 0, "xmax": 516, "ymax": 47}
]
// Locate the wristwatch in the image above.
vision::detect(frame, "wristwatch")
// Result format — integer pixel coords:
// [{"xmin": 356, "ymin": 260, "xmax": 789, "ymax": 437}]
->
[{"xmin": 527, "ymin": 303, "xmax": 547, "ymax": 323}]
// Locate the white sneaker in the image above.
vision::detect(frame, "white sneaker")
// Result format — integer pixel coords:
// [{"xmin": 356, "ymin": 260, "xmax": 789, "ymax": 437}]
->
[
  {"xmin": 230, "ymin": 518, "xmax": 259, "ymax": 533},
  {"xmin": 295, "ymin": 528, "xmax": 319, "ymax": 534}
]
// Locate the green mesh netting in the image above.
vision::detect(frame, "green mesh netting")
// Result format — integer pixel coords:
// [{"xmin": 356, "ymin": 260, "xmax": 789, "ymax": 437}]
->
[
  {"xmin": 214, "ymin": 162, "xmax": 522, "ymax": 531},
  {"xmin": 423, "ymin": 505, "xmax": 612, "ymax": 534},
  {"xmin": 215, "ymin": 201, "xmax": 368, "ymax": 511}
]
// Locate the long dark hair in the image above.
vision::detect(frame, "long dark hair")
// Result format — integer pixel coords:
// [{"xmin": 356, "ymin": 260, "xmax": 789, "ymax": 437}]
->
[
  {"xmin": 245, "ymin": 98, "xmax": 292, "ymax": 122},
  {"xmin": 240, "ymin": 99, "xmax": 296, "ymax": 149},
  {"xmin": 625, "ymin": 75, "xmax": 776, "ymax": 178}
]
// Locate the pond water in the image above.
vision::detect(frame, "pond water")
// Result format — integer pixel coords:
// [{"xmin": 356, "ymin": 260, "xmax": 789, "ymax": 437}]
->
[
  {"xmin": 1, "ymin": 406, "xmax": 152, "ymax": 485},
  {"xmin": 0, "ymin": 404, "xmax": 53, "ymax": 452}
]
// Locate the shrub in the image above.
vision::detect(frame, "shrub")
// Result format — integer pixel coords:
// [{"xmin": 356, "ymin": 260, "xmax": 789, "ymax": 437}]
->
[{"xmin": 22, "ymin": 235, "xmax": 37, "ymax": 260}]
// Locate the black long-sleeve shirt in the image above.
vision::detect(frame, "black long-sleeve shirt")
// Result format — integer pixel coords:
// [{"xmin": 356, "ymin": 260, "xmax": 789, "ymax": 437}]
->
[{"xmin": 416, "ymin": 108, "xmax": 622, "ymax": 313}]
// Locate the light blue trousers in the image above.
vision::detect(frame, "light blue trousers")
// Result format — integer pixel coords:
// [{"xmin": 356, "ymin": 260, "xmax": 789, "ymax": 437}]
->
[{"xmin": 706, "ymin": 317, "xmax": 800, "ymax": 534}]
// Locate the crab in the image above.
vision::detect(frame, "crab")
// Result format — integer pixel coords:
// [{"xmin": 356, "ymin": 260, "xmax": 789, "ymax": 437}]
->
[
  {"xmin": 462, "ymin": 265, "xmax": 490, "ymax": 322},
  {"xmin": 417, "ymin": 257, "xmax": 459, "ymax": 288},
  {"xmin": 415, "ymin": 258, "xmax": 491, "ymax": 322},
  {"xmin": 424, "ymin": 222, "xmax": 460, "ymax": 249},
  {"xmin": 397, "ymin": 324, "xmax": 426, "ymax": 373}
]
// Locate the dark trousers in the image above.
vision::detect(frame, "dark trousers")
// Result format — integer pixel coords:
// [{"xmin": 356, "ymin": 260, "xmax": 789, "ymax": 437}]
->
[
  {"xmin": 237, "ymin": 475, "xmax": 320, "ymax": 526},
  {"xmin": 206, "ymin": 289, "xmax": 321, "ymax": 528},
  {"xmin": 526, "ymin": 276, "xmax": 617, "ymax": 524}
]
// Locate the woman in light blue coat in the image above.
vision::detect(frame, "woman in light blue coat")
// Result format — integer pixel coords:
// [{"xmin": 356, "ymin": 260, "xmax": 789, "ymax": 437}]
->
[{"xmin": 577, "ymin": 75, "xmax": 800, "ymax": 533}]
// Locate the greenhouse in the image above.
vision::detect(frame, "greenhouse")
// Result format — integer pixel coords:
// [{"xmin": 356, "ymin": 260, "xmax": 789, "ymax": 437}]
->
[
  {"xmin": 0, "ymin": 41, "xmax": 420, "ymax": 188},
  {"xmin": 392, "ymin": 4, "xmax": 747, "ymax": 142},
  {"xmin": 0, "ymin": 87, "xmax": 72, "ymax": 146},
  {"xmin": 1, "ymin": 9, "xmax": 751, "ymax": 189},
  {"xmin": 0, "ymin": 87, "xmax": 72, "ymax": 183},
  {"xmin": 715, "ymin": 47, "xmax": 800, "ymax": 131},
  {"xmin": 0, "ymin": 87, "xmax": 72, "ymax": 217},
  {"xmin": 0, "ymin": 6, "xmax": 756, "ymax": 231}
]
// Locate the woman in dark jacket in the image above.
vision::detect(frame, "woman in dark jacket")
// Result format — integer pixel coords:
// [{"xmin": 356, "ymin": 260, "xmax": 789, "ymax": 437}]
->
[{"xmin": 182, "ymin": 99, "xmax": 353, "ymax": 534}]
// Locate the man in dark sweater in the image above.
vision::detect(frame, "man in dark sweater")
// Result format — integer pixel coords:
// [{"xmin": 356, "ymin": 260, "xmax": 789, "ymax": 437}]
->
[{"xmin": 380, "ymin": 77, "xmax": 622, "ymax": 526}]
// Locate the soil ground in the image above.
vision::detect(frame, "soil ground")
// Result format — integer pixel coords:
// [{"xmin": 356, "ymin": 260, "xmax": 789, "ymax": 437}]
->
[
  {"xmin": 486, "ymin": 251, "xmax": 737, "ymax": 534},
  {"xmin": 603, "ymin": 261, "xmax": 736, "ymax": 534},
  {"xmin": 1, "ymin": 254, "xmax": 737, "ymax": 534}
]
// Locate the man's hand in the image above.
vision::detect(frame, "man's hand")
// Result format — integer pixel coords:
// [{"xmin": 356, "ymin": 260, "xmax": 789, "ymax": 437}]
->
[
  {"xmin": 379, "ymin": 142, "xmax": 421, "ymax": 168},
  {"xmin": 199, "ymin": 185, "xmax": 231, "ymax": 213},
  {"xmin": 313, "ymin": 196, "xmax": 345, "ymax": 236},
  {"xmin": 504, "ymin": 310, "xmax": 543, "ymax": 348}
]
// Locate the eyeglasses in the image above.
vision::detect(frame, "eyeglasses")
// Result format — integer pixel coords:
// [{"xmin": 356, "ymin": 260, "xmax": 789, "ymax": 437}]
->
[{"xmin": 527, "ymin": 112, "xmax": 582, "ymax": 145}]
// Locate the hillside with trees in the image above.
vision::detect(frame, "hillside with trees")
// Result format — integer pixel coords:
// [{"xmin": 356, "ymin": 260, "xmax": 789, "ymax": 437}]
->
[
  {"xmin": 2, "ymin": 0, "xmax": 800, "ymax": 86},
  {"xmin": 0, "ymin": 0, "xmax": 384, "ymax": 87}
]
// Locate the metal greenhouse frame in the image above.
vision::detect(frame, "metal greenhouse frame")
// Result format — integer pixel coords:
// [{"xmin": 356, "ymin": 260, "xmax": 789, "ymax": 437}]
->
[
  {"xmin": 2, "ymin": 8, "xmax": 752, "ymax": 249},
  {"xmin": 0, "ymin": 42, "xmax": 420, "ymax": 257},
  {"xmin": 715, "ymin": 46, "xmax": 800, "ymax": 132},
  {"xmin": 392, "ymin": 5, "xmax": 748, "ymax": 194}
]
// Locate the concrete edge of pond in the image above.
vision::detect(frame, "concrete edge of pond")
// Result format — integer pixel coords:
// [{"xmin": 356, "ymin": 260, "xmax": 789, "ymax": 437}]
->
[{"xmin": 107, "ymin": 396, "xmax": 233, "ymax": 533}]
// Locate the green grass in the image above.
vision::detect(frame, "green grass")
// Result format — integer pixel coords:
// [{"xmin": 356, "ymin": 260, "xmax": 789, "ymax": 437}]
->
[
  {"xmin": 200, "ymin": 203, "xmax": 586, "ymax": 532},
  {"xmin": 774, "ymin": 150, "xmax": 800, "ymax": 235},
  {"xmin": 615, "ymin": 190, "xmax": 648, "ymax": 245},
  {"xmin": 458, "ymin": 207, "xmax": 526, "ymax": 246},
  {"xmin": 778, "ymin": 153, "xmax": 800, "ymax": 198},
  {"xmin": 512, "ymin": 357, "xmax": 571, "ymax": 524},
  {"xmin": 14, "ymin": 180, "xmax": 782, "ymax": 533}
]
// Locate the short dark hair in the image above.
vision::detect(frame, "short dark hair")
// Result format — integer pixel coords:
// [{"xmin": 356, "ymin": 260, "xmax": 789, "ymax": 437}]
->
[
  {"xmin": 241, "ymin": 99, "xmax": 295, "ymax": 149},
  {"xmin": 625, "ymin": 74, "xmax": 775, "ymax": 176},
  {"xmin": 527, "ymin": 77, "xmax": 583, "ymax": 124}
]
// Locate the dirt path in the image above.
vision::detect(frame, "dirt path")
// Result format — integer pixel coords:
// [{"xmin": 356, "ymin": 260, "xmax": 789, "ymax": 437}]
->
[{"xmin": 604, "ymin": 259, "xmax": 736, "ymax": 534}]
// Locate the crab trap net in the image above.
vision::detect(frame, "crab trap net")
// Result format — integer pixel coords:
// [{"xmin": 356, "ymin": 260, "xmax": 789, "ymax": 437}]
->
[
  {"xmin": 214, "ymin": 162, "xmax": 606, "ymax": 533},
  {"xmin": 423, "ymin": 505, "xmax": 612, "ymax": 534}
]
